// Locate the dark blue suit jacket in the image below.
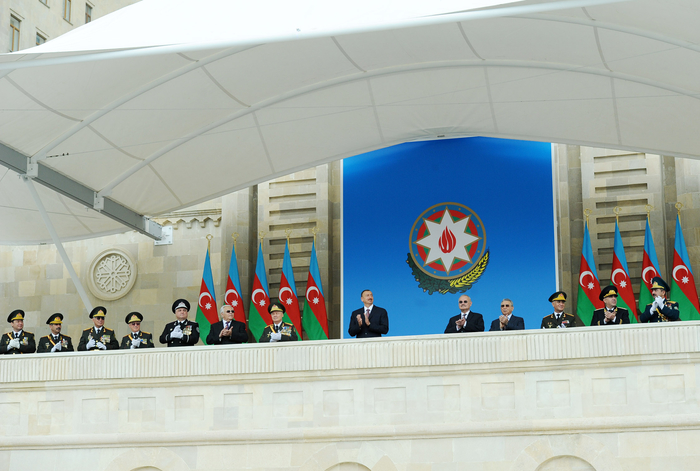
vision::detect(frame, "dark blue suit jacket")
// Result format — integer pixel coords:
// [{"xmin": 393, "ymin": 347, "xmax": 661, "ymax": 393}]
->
[
  {"xmin": 348, "ymin": 306, "xmax": 389, "ymax": 338},
  {"xmin": 489, "ymin": 315, "xmax": 525, "ymax": 331}
]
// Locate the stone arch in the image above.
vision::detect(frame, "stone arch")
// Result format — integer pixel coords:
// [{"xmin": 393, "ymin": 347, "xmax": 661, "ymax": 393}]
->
[
  {"xmin": 510, "ymin": 435, "xmax": 623, "ymax": 471},
  {"xmin": 103, "ymin": 447, "xmax": 191, "ymax": 471},
  {"xmin": 299, "ymin": 443, "xmax": 398, "ymax": 471}
]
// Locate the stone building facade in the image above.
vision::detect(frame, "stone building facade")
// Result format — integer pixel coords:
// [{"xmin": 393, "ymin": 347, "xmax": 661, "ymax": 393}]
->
[{"xmin": 1, "ymin": 145, "xmax": 699, "ymax": 343}]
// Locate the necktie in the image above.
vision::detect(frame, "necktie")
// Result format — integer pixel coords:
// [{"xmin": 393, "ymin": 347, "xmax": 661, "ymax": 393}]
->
[
  {"xmin": 14, "ymin": 333, "xmax": 18, "ymax": 339},
  {"xmin": 225, "ymin": 322, "xmax": 230, "ymax": 330},
  {"xmin": 53, "ymin": 336, "xmax": 58, "ymax": 341},
  {"xmin": 274, "ymin": 324, "xmax": 279, "ymax": 333},
  {"xmin": 365, "ymin": 308, "xmax": 370, "ymax": 317}
]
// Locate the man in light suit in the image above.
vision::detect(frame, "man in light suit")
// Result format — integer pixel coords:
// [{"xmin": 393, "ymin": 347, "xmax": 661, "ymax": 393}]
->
[
  {"xmin": 206, "ymin": 304, "xmax": 248, "ymax": 345},
  {"xmin": 348, "ymin": 290, "xmax": 389, "ymax": 338},
  {"xmin": 445, "ymin": 295, "xmax": 484, "ymax": 333},
  {"xmin": 489, "ymin": 298, "xmax": 525, "ymax": 331}
]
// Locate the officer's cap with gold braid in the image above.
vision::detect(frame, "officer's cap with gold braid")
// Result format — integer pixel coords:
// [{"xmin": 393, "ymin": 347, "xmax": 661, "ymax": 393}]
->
[
  {"xmin": 89, "ymin": 306, "xmax": 107, "ymax": 319},
  {"xmin": 7, "ymin": 309, "xmax": 24, "ymax": 323},
  {"xmin": 125, "ymin": 312, "xmax": 144, "ymax": 324},
  {"xmin": 651, "ymin": 276, "xmax": 670, "ymax": 292},
  {"xmin": 268, "ymin": 301, "xmax": 286, "ymax": 314},
  {"xmin": 46, "ymin": 313, "xmax": 64, "ymax": 325},
  {"xmin": 548, "ymin": 291, "xmax": 567, "ymax": 303},
  {"xmin": 599, "ymin": 285, "xmax": 618, "ymax": 301},
  {"xmin": 172, "ymin": 299, "xmax": 191, "ymax": 313}
]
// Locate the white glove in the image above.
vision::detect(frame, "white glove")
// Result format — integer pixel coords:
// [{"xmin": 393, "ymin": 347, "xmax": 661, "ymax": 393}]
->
[
  {"xmin": 96, "ymin": 341, "xmax": 107, "ymax": 350},
  {"xmin": 9, "ymin": 338, "xmax": 20, "ymax": 349},
  {"xmin": 650, "ymin": 301, "xmax": 658, "ymax": 312},
  {"xmin": 51, "ymin": 343, "xmax": 61, "ymax": 352},
  {"xmin": 170, "ymin": 327, "xmax": 184, "ymax": 339},
  {"xmin": 655, "ymin": 296, "xmax": 665, "ymax": 307},
  {"xmin": 86, "ymin": 338, "xmax": 96, "ymax": 349},
  {"xmin": 270, "ymin": 332, "xmax": 282, "ymax": 342},
  {"xmin": 557, "ymin": 323, "xmax": 567, "ymax": 329},
  {"xmin": 131, "ymin": 338, "xmax": 140, "ymax": 349}
]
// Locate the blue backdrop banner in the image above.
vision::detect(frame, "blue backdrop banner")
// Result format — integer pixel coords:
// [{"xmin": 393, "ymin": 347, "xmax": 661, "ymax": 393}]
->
[{"xmin": 342, "ymin": 137, "xmax": 556, "ymax": 337}]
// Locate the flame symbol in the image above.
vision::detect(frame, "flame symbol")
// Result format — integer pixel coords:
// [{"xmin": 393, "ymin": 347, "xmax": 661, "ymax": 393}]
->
[{"xmin": 438, "ymin": 227, "xmax": 456, "ymax": 254}]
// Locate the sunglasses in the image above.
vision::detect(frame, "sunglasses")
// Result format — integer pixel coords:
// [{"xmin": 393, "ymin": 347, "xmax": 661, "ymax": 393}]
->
[
  {"xmin": 224, "ymin": 310, "xmax": 234, "ymax": 313},
  {"xmin": 501, "ymin": 304, "xmax": 511, "ymax": 307},
  {"xmin": 459, "ymin": 301, "xmax": 469, "ymax": 304}
]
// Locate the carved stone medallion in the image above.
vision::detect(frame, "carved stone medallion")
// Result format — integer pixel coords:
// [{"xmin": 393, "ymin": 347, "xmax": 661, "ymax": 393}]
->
[{"xmin": 87, "ymin": 249, "xmax": 137, "ymax": 301}]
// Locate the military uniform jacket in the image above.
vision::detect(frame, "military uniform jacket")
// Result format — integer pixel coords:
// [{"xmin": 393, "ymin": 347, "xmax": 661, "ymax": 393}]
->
[
  {"xmin": 259, "ymin": 322, "xmax": 298, "ymax": 343},
  {"xmin": 0, "ymin": 331, "xmax": 36, "ymax": 354},
  {"xmin": 159, "ymin": 320, "xmax": 200, "ymax": 347},
  {"xmin": 77, "ymin": 327, "xmax": 120, "ymax": 351},
  {"xmin": 640, "ymin": 301, "xmax": 680, "ymax": 322},
  {"xmin": 120, "ymin": 332, "xmax": 155, "ymax": 349},
  {"xmin": 541, "ymin": 312, "xmax": 583, "ymax": 329},
  {"xmin": 591, "ymin": 307, "xmax": 631, "ymax": 325},
  {"xmin": 37, "ymin": 334, "xmax": 74, "ymax": 353}
]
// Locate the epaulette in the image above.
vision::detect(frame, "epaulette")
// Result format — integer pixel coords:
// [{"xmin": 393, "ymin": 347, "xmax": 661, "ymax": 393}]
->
[
  {"xmin": 142, "ymin": 331, "xmax": 151, "ymax": 335},
  {"xmin": 24, "ymin": 331, "xmax": 33, "ymax": 335},
  {"xmin": 83, "ymin": 328, "xmax": 92, "ymax": 331}
]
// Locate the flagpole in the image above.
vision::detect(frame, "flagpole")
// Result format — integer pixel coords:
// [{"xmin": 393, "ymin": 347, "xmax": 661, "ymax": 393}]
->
[
  {"xmin": 584, "ymin": 208, "xmax": 591, "ymax": 225},
  {"xmin": 613, "ymin": 206, "xmax": 620, "ymax": 223},
  {"xmin": 645, "ymin": 204, "xmax": 653, "ymax": 221},
  {"xmin": 676, "ymin": 202, "xmax": 683, "ymax": 222},
  {"xmin": 232, "ymin": 232, "xmax": 238, "ymax": 251}
]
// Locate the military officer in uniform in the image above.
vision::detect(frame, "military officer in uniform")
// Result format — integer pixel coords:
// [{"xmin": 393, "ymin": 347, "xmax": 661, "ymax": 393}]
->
[
  {"xmin": 1, "ymin": 309, "xmax": 36, "ymax": 354},
  {"xmin": 120, "ymin": 312, "xmax": 155, "ymax": 349},
  {"xmin": 641, "ymin": 276, "xmax": 680, "ymax": 322},
  {"xmin": 37, "ymin": 313, "xmax": 74, "ymax": 353},
  {"xmin": 591, "ymin": 285, "xmax": 631, "ymax": 325},
  {"xmin": 159, "ymin": 299, "xmax": 200, "ymax": 347},
  {"xmin": 541, "ymin": 291, "xmax": 584, "ymax": 328},
  {"xmin": 259, "ymin": 301, "xmax": 298, "ymax": 343},
  {"xmin": 78, "ymin": 306, "xmax": 120, "ymax": 351}
]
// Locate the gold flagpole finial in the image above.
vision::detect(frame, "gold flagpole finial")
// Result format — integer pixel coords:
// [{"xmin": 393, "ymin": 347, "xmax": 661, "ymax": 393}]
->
[
  {"xmin": 206, "ymin": 234, "xmax": 213, "ymax": 250},
  {"xmin": 259, "ymin": 231, "xmax": 266, "ymax": 244},
  {"xmin": 583, "ymin": 208, "xmax": 591, "ymax": 225},
  {"xmin": 645, "ymin": 204, "xmax": 653, "ymax": 221},
  {"xmin": 311, "ymin": 226, "xmax": 318, "ymax": 243},
  {"xmin": 676, "ymin": 202, "xmax": 683, "ymax": 220},
  {"xmin": 232, "ymin": 232, "xmax": 239, "ymax": 250},
  {"xmin": 285, "ymin": 228, "xmax": 292, "ymax": 242},
  {"xmin": 613, "ymin": 206, "xmax": 621, "ymax": 223}
]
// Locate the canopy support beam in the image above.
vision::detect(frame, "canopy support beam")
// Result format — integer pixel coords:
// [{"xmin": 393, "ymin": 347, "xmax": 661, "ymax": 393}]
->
[
  {"xmin": 0, "ymin": 142, "xmax": 163, "ymax": 240},
  {"xmin": 23, "ymin": 176, "xmax": 94, "ymax": 314}
]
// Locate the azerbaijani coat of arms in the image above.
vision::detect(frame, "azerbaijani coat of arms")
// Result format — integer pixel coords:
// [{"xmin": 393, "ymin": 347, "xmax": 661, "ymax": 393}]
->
[{"xmin": 407, "ymin": 202, "xmax": 489, "ymax": 295}]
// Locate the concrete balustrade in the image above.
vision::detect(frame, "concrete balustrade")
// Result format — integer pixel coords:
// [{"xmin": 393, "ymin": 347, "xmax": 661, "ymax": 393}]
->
[{"xmin": 1, "ymin": 322, "xmax": 700, "ymax": 470}]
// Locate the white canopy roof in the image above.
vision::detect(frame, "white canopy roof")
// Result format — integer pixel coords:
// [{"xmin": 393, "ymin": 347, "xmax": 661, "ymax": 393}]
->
[{"xmin": 1, "ymin": 0, "xmax": 698, "ymax": 243}]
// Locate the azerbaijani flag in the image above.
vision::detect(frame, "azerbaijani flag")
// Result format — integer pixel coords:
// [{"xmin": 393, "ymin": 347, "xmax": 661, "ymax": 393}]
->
[
  {"xmin": 670, "ymin": 215, "xmax": 700, "ymax": 320},
  {"xmin": 302, "ymin": 241, "xmax": 329, "ymax": 340},
  {"xmin": 248, "ymin": 241, "xmax": 271, "ymax": 341},
  {"xmin": 610, "ymin": 220, "xmax": 637, "ymax": 319},
  {"xmin": 576, "ymin": 221, "xmax": 603, "ymax": 325},
  {"xmin": 224, "ymin": 240, "xmax": 246, "ymax": 326},
  {"xmin": 638, "ymin": 218, "xmax": 661, "ymax": 321},
  {"xmin": 279, "ymin": 240, "xmax": 302, "ymax": 337},
  {"xmin": 196, "ymin": 247, "xmax": 218, "ymax": 344}
]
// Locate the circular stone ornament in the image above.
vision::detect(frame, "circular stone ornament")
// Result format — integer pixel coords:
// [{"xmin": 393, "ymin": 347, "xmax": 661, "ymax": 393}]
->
[{"xmin": 87, "ymin": 248, "xmax": 137, "ymax": 301}]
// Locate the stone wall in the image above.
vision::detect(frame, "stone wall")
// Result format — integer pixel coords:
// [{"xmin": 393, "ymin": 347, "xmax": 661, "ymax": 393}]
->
[{"xmin": 1, "ymin": 323, "xmax": 699, "ymax": 470}]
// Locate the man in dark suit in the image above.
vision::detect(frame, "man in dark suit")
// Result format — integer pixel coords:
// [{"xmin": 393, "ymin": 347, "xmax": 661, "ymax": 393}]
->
[
  {"xmin": 541, "ymin": 291, "xmax": 583, "ymax": 328},
  {"xmin": 489, "ymin": 298, "xmax": 525, "ymax": 331},
  {"xmin": 1, "ymin": 309, "xmax": 36, "ymax": 354},
  {"xmin": 641, "ymin": 276, "xmax": 680, "ymax": 322},
  {"xmin": 120, "ymin": 312, "xmax": 155, "ymax": 349},
  {"xmin": 445, "ymin": 295, "xmax": 484, "ymax": 333},
  {"xmin": 591, "ymin": 285, "xmax": 630, "ymax": 325},
  {"xmin": 78, "ymin": 306, "xmax": 120, "ymax": 351},
  {"xmin": 348, "ymin": 290, "xmax": 389, "ymax": 338},
  {"xmin": 207, "ymin": 304, "xmax": 248, "ymax": 345},
  {"xmin": 160, "ymin": 299, "xmax": 201, "ymax": 347},
  {"xmin": 259, "ymin": 302, "xmax": 299, "ymax": 343},
  {"xmin": 37, "ymin": 313, "xmax": 74, "ymax": 353}
]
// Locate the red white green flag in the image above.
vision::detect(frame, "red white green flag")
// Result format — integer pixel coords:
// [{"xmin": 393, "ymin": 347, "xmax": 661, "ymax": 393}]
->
[
  {"xmin": 279, "ymin": 240, "xmax": 302, "ymax": 336},
  {"xmin": 670, "ymin": 215, "xmax": 700, "ymax": 320},
  {"xmin": 301, "ymin": 241, "xmax": 329, "ymax": 340},
  {"xmin": 248, "ymin": 241, "xmax": 271, "ymax": 341},
  {"xmin": 610, "ymin": 220, "xmax": 637, "ymax": 319},
  {"xmin": 196, "ymin": 247, "xmax": 218, "ymax": 344},
  {"xmin": 224, "ymin": 239, "xmax": 246, "ymax": 326},
  {"xmin": 576, "ymin": 221, "xmax": 603, "ymax": 325},
  {"xmin": 638, "ymin": 218, "xmax": 661, "ymax": 321}
]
